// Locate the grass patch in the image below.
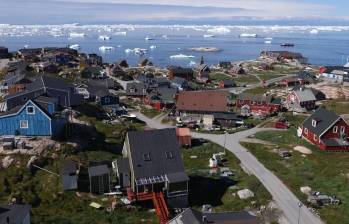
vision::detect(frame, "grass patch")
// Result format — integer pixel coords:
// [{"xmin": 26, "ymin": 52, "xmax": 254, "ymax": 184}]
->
[
  {"xmin": 140, "ymin": 107, "xmax": 162, "ymax": 118},
  {"xmin": 233, "ymin": 75, "xmax": 260, "ymax": 85},
  {"xmin": 322, "ymin": 99, "xmax": 349, "ymax": 115},
  {"xmin": 210, "ymin": 72, "xmax": 234, "ymax": 81},
  {"xmin": 243, "ymin": 128, "xmax": 349, "ymax": 224},
  {"xmin": 182, "ymin": 142, "xmax": 271, "ymax": 212}
]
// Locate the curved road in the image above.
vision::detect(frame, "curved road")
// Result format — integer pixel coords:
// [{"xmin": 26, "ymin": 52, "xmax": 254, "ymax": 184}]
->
[{"xmin": 134, "ymin": 112, "xmax": 323, "ymax": 224}]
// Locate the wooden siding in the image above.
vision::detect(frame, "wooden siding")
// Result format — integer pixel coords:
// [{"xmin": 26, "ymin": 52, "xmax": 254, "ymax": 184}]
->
[{"xmin": 0, "ymin": 101, "xmax": 52, "ymax": 136}]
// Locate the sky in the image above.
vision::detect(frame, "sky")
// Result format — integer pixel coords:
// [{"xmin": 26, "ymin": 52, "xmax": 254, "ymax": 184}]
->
[{"xmin": 0, "ymin": 0, "xmax": 348, "ymax": 24}]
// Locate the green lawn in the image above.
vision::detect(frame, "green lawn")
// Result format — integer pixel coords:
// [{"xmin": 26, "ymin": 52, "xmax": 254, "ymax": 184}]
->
[
  {"xmin": 210, "ymin": 72, "xmax": 234, "ymax": 81},
  {"xmin": 242, "ymin": 127, "xmax": 349, "ymax": 224},
  {"xmin": 182, "ymin": 142, "xmax": 272, "ymax": 213},
  {"xmin": 233, "ymin": 75, "xmax": 260, "ymax": 85},
  {"xmin": 140, "ymin": 106, "xmax": 162, "ymax": 118},
  {"xmin": 321, "ymin": 99, "xmax": 349, "ymax": 115}
]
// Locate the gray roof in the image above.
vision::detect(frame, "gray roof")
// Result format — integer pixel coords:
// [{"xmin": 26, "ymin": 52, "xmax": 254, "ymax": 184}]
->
[
  {"xmin": 4, "ymin": 76, "xmax": 73, "ymax": 100},
  {"xmin": 237, "ymin": 93, "xmax": 272, "ymax": 103},
  {"xmin": 0, "ymin": 204, "xmax": 31, "ymax": 224},
  {"xmin": 172, "ymin": 77, "xmax": 187, "ymax": 85},
  {"xmin": 117, "ymin": 157, "xmax": 130, "ymax": 174},
  {"xmin": 293, "ymin": 88, "xmax": 316, "ymax": 102},
  {"xmin": 127, "ymin": 128, "xmax": 188, "ymax": 182},
  {"xmin": 35, "ymin": 96, "xmax": 58, "ymax": 105},
  {"xmin": 213, "ymin": 112, "xmax": 239, "ymax": 120},
  {"xmin": 88, "ymin": 164, "xmax": 109, "ymax": 177},
  {"xmin": 302, "ymin": 107, "xmax": 341, "ymax": 137},
  {"xmin": 126, "ymin": 82, "xmax": 147, "ymax": 96},
  {"xmin": 169, "ymin": 209, "xmax": 261, "ymax": 224},
  {"xmin": 62, "ymin": 175, "xmax": 78, "ymax": 191},
  {"xmin": 169, "ymin": 208, "xmax": 202, "ymax": 224},
  {"xmin": 61, "ymin": 160, "xmax": 77, "ymax": 175}
]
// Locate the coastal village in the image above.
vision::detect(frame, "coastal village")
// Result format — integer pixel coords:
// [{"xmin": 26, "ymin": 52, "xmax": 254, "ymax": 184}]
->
[{"xmin": 0, "ymin": 44, "xmax": 349, "ymax": 224}]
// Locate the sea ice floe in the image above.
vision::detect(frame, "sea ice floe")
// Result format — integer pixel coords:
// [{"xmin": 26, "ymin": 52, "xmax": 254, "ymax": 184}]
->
[
  {"xmin": 170, "ymin": 54, "xmax": 195, "ymax": 59},
  {"xmin": 99, "ymin": 46, "xmax": 114, "ymax": 52}
]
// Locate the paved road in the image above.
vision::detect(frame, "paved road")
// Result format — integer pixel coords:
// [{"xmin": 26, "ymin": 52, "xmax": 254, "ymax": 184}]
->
[{"xmin": 134, "ymin": 112, "xmax": 323, "ymax": 224}]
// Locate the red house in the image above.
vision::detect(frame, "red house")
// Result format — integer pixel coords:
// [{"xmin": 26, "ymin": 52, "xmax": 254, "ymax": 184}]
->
[
  {"xmin": 299, "ymin": 108, "xmax": 349, "ymax": 150},
  {"xmin": 236, "ymin": 93, "xmax": 281, "ymax": 116}
]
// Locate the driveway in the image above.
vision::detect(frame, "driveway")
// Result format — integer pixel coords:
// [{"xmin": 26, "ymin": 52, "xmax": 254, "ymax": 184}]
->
[{"xmin": 134, "ymin": 112, "xmax": 323, "ymax": 224}]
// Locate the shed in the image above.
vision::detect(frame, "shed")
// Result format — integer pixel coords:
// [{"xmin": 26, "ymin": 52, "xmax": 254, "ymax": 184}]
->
[
  {"xmin": 61, "ymin": 160, "xmax": 78, "ymax": 191},
  {"xmin": 88, "ymin": 164, "xmax": 110, "ymax": 194}
]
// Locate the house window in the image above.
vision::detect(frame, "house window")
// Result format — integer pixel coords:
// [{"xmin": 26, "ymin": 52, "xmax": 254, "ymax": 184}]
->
[
  {"xmin": 20, "ymin": 120, "xmax": 28, "ymax": 129},
  {"xmin": 165, "ymin": 151, "xmax": 174, "ymax": 159},
  {"xmin": 143, "ymin": 153, "xmax": 151, "ymax": 161},
  {"xmin": 304, "ymin": 128, "xmax": 308, "ymax": 135},
  {"xmin": 312, "ymin": 119, "xmax": 317, "ymax": 127},
  {"xmin": 314, "ymin": 135, "xmax": 317, "ymax": 141},
  {"xmin": 104, "ymin": 98, "xmax": 110, "ymax": 103},
  {"xmin": 333, "ymin": 126, "xmax": 338, "ymax": 133},
  {"xmin": 341, "ymin": 126, "xmax": 346, "ymax": 133},
  {"xmin": 130, "ymin": 88, "xmax": 136, "ymax": 93},
  {"xmin": 26, "ymin": 106, "xmax": 35, "ymax": 114}
]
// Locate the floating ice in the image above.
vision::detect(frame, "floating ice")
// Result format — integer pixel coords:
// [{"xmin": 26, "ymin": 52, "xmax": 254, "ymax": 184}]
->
[
  {"xmin": 207, "ymin": 27, "xmax": 231, "ymax": 34},
  {"xmin": 114, "ymin": 31, "xmax": 127, "ymax": 36},
  {"xmin": 150, "ymin": 45, "xmax": 157, "ymax": 50},
  {"xmin": 188, "ymin": 61, "xmax": 196, "ymax": 67},
  {"xmin": 99, "ymin": 35, "xmax": 111, "ymax": 40},
  {"xmin": 145, "ymin": 36, "xmax": 154, "ymax": 41},
  {"xmin": 125, "ymin": 48, "xmax": 148, "ymax": 55},
  {"xmin": 310, "ymin": 29, "xmax": 319, "ymax": 34},
  {"xmin": 264, "ymin": 41, "xmax": 272, "ymax": 44},
  {"xmin": 69, "ymin": 44, "xmax": 81, "ymax": 50},
  {"xmin": 99, "ymin": 46, "xmax": 114, "ymax": 52},
  {"xmin": 239, "ymin": 33, "xmax": 258, "ymax": 38},
  {"xmin": 170, "ymin": 54, "xmax": 195, "ymax": 59},
  {"xmin": 69, "ymin": 32, "xmax": 86, "ymax": 38},
  {"xmin": 203, "ymin": 34, "xmax": 215, "ymax": 38}
]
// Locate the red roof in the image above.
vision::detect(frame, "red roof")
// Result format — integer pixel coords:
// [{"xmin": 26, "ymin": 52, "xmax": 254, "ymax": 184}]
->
[{"xmin": 176, "ymin": 91, "xmax": 230, "ymax": 112}]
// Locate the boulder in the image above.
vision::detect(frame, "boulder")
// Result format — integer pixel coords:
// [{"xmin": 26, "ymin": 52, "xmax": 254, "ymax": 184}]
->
[
  {"xmin": 237, "ymin": 189, "xmax": 255, "ymax": 199},
  {"xmin": 300, "ymin": 186, "xmax": 312, "ymax": 195}
]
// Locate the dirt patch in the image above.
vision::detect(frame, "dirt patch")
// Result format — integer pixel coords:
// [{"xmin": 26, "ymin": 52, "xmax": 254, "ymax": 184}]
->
[{"xmin": 293, "ymin": 146, "xmax": 312, "ymax": 155}]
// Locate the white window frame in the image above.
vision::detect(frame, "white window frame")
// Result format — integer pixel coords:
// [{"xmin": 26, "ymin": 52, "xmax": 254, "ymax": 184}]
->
[
  {"xmin": 26, "ymin": 106, "xmax": 35, "ymax": 115},
  {"xmin": 312, "ymin": 119, "xmax": 317, "ymax": 127},
  {"xmin": 333, "ymin": 126, "xmax": 338, "ymax": 133},
  {"xmin": 20, "ymin": 120, "xmax": 29, "ymax": 129},
  {"xmin": 313, "ymin": 135, "xmax": 317, "ymax": 141},
  {"xmin": 341, "ymin": 126, "xmax": 345, "ymax": 133},
  {"xmin": 104, "ymin": 97, "xmax": 111, "ymax": 103},
  {"xmin": 304, "ymin": 128, "xmax": 308, "ymax": 135}
]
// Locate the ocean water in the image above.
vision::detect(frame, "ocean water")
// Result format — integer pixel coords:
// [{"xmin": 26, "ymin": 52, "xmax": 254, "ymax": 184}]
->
[{"xmin": 0, "ymin": 24, "xmax": 349, "ymax": 67}]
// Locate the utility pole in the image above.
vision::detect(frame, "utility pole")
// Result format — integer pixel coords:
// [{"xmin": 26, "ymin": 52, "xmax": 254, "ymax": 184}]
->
[{"xmin": 297, "ymin": 202, "xmax": 303, "ymax": 224}]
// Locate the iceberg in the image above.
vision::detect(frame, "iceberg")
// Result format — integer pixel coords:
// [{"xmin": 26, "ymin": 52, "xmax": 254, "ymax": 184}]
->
[
  {"xmin": 207, "ymin": 27, "xmax": 231, "ymax": 34},
  {"xmin": 125, "ymin": 48, "xmax": 148, "ymax": 55},
  {"xmin": 150, "ymin": 45, "xmax": 157, "ymax": 50},
  {"xmin": 239, "ymin": 33, "xmax": 258, "ymax": 38},
  {"xmin": 98, "ymin": 35, "xmax": 111, "ymax": 40},
  {"xmin": 203, "ymin": 34, "xmax": 215, "ymax": 38},
  {"xmin": 310, "ymin": 29, "xmax": 319, "ymax": 34},
  {"xmin": 114, "ymin": 31, "xmax": 127, "ymax": 36},
  {"xmin": 170, "ymin": 54, "xmax": 195, "ymax": 59},
  {"xmin": 264, "ymin": 41, "xmax": 272, "ymax": 44},
  {"xmin": 145, "ymin": 36, "xmax": 155, "ymax": 41},
  {"xmin": 188, "ymin": 61, "xmax": 196, "ymax": 67},
  {"xmin": 69, "ymin": 32, "xmax": 86, "ymax": 38},
  {"xmin": 69, "ymin": 44, "xmax": 81, "ymax": 50},
  {"xmin": 99, "ymin": 46, "xmax": 114, "ymax": 52}
]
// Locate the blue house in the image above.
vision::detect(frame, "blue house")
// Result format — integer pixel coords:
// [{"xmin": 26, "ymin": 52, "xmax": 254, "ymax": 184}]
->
[{"xmin": 0, "ymin": 99, "xmax": 66, "ymax": 136}]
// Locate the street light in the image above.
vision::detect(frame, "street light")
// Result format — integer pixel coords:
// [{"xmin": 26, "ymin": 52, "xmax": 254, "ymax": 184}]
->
[
  {"xmin": 223, "ymin": 131, "xmax": 227, "ymax": 155},
  {"xmin": 297, "ymin": 202, "xmax": 303, "ymax": 224}
]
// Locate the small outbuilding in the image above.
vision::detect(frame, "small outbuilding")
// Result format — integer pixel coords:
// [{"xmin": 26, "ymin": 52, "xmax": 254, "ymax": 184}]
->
[{"xmin": 88, "ymin": 164, "xmax": 111, "ymax": 194}]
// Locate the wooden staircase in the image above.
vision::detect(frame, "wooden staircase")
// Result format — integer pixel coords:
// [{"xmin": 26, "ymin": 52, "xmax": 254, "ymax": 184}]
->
[
  {"xmin": 127, "ymin": 188, "xmax": 169, "ymax": 224},
  {"xmin": 152, "ymin": 192, "xmax": 169, "ymax": 224}
]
